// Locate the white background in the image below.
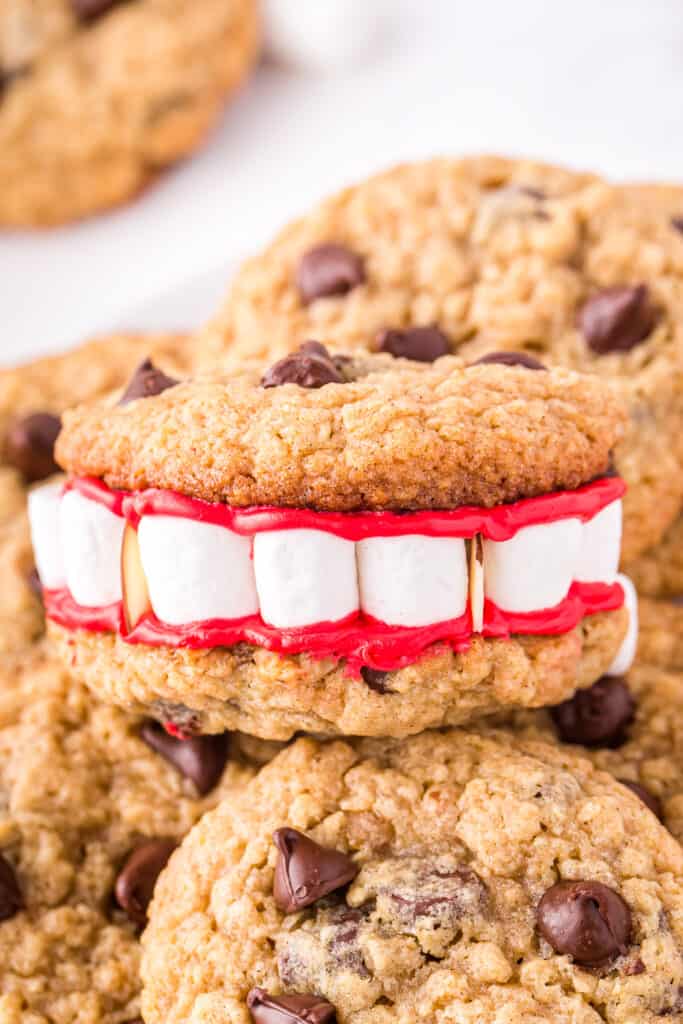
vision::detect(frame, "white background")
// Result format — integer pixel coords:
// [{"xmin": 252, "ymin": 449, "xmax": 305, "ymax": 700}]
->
[{"xmin": 2, "ymin": 0, "xmax": 683, "ymax": 365}]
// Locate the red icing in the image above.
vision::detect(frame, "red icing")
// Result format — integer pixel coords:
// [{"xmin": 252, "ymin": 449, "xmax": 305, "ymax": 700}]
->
[
  {"xmin": 46, "ymin": 475, "xmax": 626, "ymax": 674},
  {"xmin": 121, "ymin": 475, "xmax": 625, "ymax": 541},
  {"xmin": 44, "ymin": 580, "xmax": 624, "ymax": 674}
]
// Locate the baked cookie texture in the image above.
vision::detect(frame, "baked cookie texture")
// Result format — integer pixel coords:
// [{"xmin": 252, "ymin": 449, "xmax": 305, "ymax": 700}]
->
[
  {"xmin": 0, "ymin": 643, "xmax": 274, "ymax": 1024},
  {"xmin": 196, "ymin": 155, "xmax": 683, "ymax": 561},
  {"xmin": 493, "ymin": 661, "xmax": 683, "ymax": 845},
  {"xmin": 637, "ymin": 598, "xmax": 683, "ymax": 671},
  {"xmin": 141, "ymin": 730, "xmax": 683, "ymax": 1023},
  {"xmin": 0, "ymin": 0, "xmax": 260, "ymax": 226},
  {"xmin": 49, "ymin": 607, "xmax": 628, "ymax": 739},
  {"xmin": 55, "ymin": 355, "xmax": 624, "ymax": 511},
  {"xmin": 0, "ymin": 332, "xmax": 194, "ymax": 654}
]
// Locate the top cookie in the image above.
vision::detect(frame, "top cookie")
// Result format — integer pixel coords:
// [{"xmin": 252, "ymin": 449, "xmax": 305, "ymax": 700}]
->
[
  {"xmin": 196, "ymin": 156, "xmax": 683, "ymax": 561},
  {"xmin": 56, "ymin": 351, "xmax": 624, "ymax": 511},
  {"xmin": 0, "ymin": 0, "xmax": 259, "ymax": 226}
]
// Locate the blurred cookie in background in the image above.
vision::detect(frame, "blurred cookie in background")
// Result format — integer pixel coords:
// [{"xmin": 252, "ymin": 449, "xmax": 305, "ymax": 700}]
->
[{"xmin": 0, "ymin": 0, "xmax": 260, "ymax": 226}]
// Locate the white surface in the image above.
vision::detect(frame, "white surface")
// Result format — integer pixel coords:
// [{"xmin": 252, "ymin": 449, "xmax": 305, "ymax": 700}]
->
[
  {"xmin": 263, "ymin": 0, "xmax": 385, "ymax": 70},
  {"xmin": 482, "ymin": 518, "xmax": 583, "ymax": 613},
  {"xmin": 358, "ymin": 535, "xmax": 467, "ymax": 626},
  {"xmin": 60, "ymin": 491, "xmax": 125, "ymax": 606},
  {"xmin": 253, "ymin": 528, "xmax": 358, "ymax": 627},
  {"xmin": 137, "ymin": 515, "xmax": 258, "ymax": 625},
  {"xmin": 575, "ymin": 500, "xmax": 623, "ymax": 584},
  {"xmin": 27, "ymin": 480, "xmax": 66, "ymax": 589},
  {"xmin": 3, "ymin": 0, "xmax": 683, "ymax": 364},
  {"xmin": 607, "ymin": 574, "xmax": 639, "ymax": 676}
]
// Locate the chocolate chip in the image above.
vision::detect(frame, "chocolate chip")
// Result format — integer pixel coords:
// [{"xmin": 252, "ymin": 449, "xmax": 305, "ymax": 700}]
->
[
  {"xmin": 471, "ymin": 351, "xmax": 547, "ymax": 371},
  {"xmin": 118, "ymin": 358, "xmax": 179, "ymax": 406},
  {"xmin": 671, "ymin": 217, "xmax": 683, "ymax": 235},
  {"xmin": 71, "ymin": 0, "xmax": 124, "ymax": 19},
  {"xmin": 278, "ymin": 904, "xmax": 371, "ymax": 992},
  {"xmin": 536, "ymin": 880, "xmax": 631, "ymax": 967},
  {"xmin": 550, "ymin": 676, "xmax": 635, "ymax": 749},
  {"xmin": 0, "ymin": 853, "xmax": 23, "ymax": 921},
  {"xmin": 247, "ymin": 988, "xmax": 336, "ymax": 1024},
  {"xmin": 376, "ymin": 325, "xmax": 451, "ymax": 363},
  {"xmin": 140, "ymin": 720, "xmax": 229, "ymax": 796},
  {"xmin": 114, "ymin": 838, "xmax": 176, "ymax": 925},
  {"xmin": 273, "ymin": 828, "xmax": 357, "ymax": 912},
  {"xmin": 360, "ymin": 667, "xmax": 390, "ymax": 693},
  {"xmin": 27, "ymin": 568, "xmax": 43, "ymax": 602},
  {"xmin": 297, "ymin": 244, "xmax": 365, "ymax": 304},
  {"xmin": 261, "ymin": 342, "xmax": 344, "ymax": 390},
  {"xmin": 5, "ymin": 412, "xmax": 61, "ymax": 482},
  {"xmin": 578, "ymin": 285, "xmax": 659, "ymax": 354},
  {"xmin": 619, "ymin": 779, "xmax": 663, "ymax": 821}
]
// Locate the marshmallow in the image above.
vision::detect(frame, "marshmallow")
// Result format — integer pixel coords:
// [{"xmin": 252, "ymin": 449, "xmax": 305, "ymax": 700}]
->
[
  {"xmin": 358, "ymin": 535, "xmax": 467, "ymax": 626},
  {"xmin": 483, "ymin": 518, "xmax": 583, "ymax": 613},
  {"xmin": 606, "ymin": 573, "xmax": 638, "ymax": 676},
  {"xmin": 263, "ymin": 0, "xmax": 386, "ymax": 71},
  {"xmin": 137, "ymin": 516, "xmax": 258, "ymax": 626},
  {"xmin": 254, "ymin": 528, "xmax": 358, "ymax": 628},
  {"xmin": 60, "ymin": 490, "xmax": 124, "ymax": 607},
  {"xmin": 27, "ymin": 479, "xmax": 66, "ymax": 589},
  {"xmin": 575, "ymin": 500, "xmax": 622, "ymax": 583}
]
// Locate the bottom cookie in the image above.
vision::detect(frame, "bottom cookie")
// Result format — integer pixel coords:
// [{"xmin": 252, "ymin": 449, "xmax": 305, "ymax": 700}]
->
[
  {"xmin": 141, "ymin": 729, "xmax": 683, "ymax": 1024},
  {"xmin": 50, "ymin": 607, "xmax": 628, "ymax": 739},
  {"xmin": 0, "ymin": 644, "xmax": 274, "ymax": 1024}
]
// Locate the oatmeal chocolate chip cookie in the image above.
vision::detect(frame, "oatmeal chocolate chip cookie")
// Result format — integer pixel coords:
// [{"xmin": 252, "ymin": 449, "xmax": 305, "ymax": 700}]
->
[
  {"xmin": 0, "ymin": 332, "xmax": 193, "ymax": 653},
  {"xmin": 636, "ymin": 597, "xmax": 683, "ymax": 671},
  {"xmin": 44, "ymin": 353, "xmax": 630, "ymax": 738},
  {"xmin": 494, "ymin": 662, "xmax": 683, "ymax": 845},
  {"xmin": 0, "ymin": 643, "xmax": 270, "ymax": 1024},
  {"xmin": 0, "ymin": 0, "xmax": 259, "ymax": 226},
  {"xmin": 141, "ymin": 731, "xmax": 683, "ymax": 1023},
  {"xmin": 197, "ymin": 156, "xmax": 683, "ymax": 562}
]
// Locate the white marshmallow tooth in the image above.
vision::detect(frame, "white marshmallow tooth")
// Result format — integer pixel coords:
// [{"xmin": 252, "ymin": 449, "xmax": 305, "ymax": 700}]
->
[
  {"xmin": 254, "ymin": 528, "xmax": 358, "ymax": 629},
  {"xmin": 60, "ymin": 490, "xmax": 124, "ymax": 607},
  {"xmin": 469, "ymin": 537, "xmax": 484, "ymax": 633},
  {"xmin": 27, "ymin": 479, "xmax": 66, "ymax": 589},
  {"xmin": 137, "ymin": 516, "xmax": 258, "ymax": 626},
  {"xmin": 575, "ymin": 500, "xmax": 623, "ymax": 584},
  {"xmin": 358, "ymin": 535, "xmax": 468, "ymax": 627},
  {"xmin": 606, "ymin": 574, "xmax": 638, "ymax": 676},
  {"xmin": 482, "ymin": 518, "xmax": 583, "ymax": 613}
]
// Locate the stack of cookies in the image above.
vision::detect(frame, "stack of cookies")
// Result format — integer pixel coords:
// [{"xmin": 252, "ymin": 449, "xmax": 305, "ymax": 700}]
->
[{"xmin": 5, "ymin": 156, "xmax": 683, "ymax": 1023}]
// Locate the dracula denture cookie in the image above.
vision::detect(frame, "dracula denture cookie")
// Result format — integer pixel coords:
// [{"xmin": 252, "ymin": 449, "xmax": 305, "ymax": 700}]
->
[
  {"xmin": 35, "ymin": 347, "xmax": 633, "ymax": 740},
  {"xmin": 198, "ymin": 156, "xmax": 683, "ymax": 563},
  {"xmin": 141, "ymin": 731, "xmax": 683, "ymax": 1024}
]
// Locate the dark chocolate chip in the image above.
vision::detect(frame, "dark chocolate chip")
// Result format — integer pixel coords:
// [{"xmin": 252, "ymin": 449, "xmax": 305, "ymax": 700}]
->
[
  {"xmin": 273, "ymin": 827, "xmax": 357, "ymax": 913},
  {"xmin": 537, "ymin": 879, "xmax": 631, "ymax": 967},
  {"xmin": 261, "ymin": 342, "xmax": 344, "ymax": 390},
  {"xmin": 671, "ymin": 217, "xmax": 683, "ymax": 235},
  {"xmin": 71, "ymin": 0, "xmax": 124, "ymax": 19},
  {"xmin": 376, "ymin": 325, "xmax": 451, "ymax": 363},
  {"xmin": 114, "ymin": 838, "xmax": 176, "ymax": 925},
  {"xmin": 471, "ymin": 350, "xmax": 547, "ymax": 371},
  {"xmin": 118, "ymin": 358, "xmax": 179, "ymax": 406},
  {"xmin": 27, "ymin": 568, "xmax": 43, "ymax": 602},
  {"xmin": 247, "ymin": 988, "xmax": 336, "ymax": 1024},
  {"xmin": 360, "ymin": 667, "xmax": 391, "ymax": 694},
  {"xmin": 578, "ymin": 285, "xmax": 659, "ymax": 354},
  {"xmin": 297, "ymin": 244, "xmax": 365, "ymax": 305},
  {"xmin": 5, "ymin": 412, "xmax": 61, "ymax": 482},
  {"xmin": 618, "ymin": 779, "xmax": 663, "ymax": 821},
  {"xmin": 0, "ymin": 853, "xmax": 23, "ymax": 922},
  {"xmin": 140, "ymin": 720, "xmax": 229, "ymax": 796},
  {"xmin": 550, "ymin": 676, "xmax": 635, "ymax": 749}
]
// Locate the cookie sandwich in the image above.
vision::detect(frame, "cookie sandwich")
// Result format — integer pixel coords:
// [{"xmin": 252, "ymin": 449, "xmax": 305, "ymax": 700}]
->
[
  {"xmin": 38, "ymin": 348, "xmax": 633, "ymax": 739},
  {"xmin": 141, "ymin": 730, "xmax": 683, "ymax": 1023}
]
